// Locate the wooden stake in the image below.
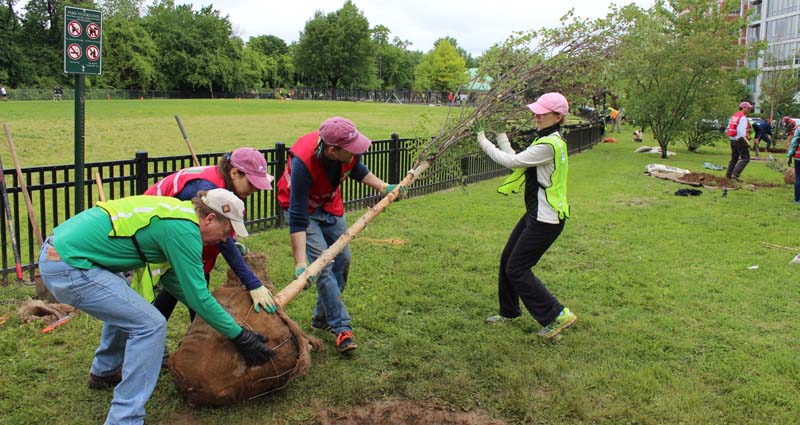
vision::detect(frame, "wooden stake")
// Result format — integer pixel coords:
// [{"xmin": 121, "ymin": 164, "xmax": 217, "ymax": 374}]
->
[{"xmin": 274, "ymin": 161, "xmax": 431, "ymax": 307}]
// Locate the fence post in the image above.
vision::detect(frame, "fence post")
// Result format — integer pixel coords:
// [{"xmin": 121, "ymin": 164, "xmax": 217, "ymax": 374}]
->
[
  {"xmin": 460, "ymin": 156, "xmax": 470, "ymax": 185},
  {"xmin": 389, "ymin": 133, "xmax": 400, "ymax": 184},
  {"xmin": 134, "ymin": 151, "xmax": 148, "ymax": 195},
  {"xmin": 274, "ymin": 143, "xmax": 287, "ymax": 227}
]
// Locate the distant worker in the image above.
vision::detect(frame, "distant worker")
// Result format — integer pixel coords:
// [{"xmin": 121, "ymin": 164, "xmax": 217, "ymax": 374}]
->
[
  {"xmin": 725, "ymin": 101, "xmax": 753, "ymax": 181},
  {"xmin": 783, "ymin": 116, "xmax": 797, "ymax": 149},
  {"xmin": 608, "ymin": 106, "xmax": 622, "ymax": 133},
  {"xmin": 0, "ymin": 84, "xmax": 8, "ymax": 102},
  {"xmin": 751, "ymin": 118, "xmax": 773, "ymax": 155}
]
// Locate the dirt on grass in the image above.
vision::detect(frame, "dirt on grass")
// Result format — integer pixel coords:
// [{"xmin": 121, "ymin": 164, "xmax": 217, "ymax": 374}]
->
[
  {"xmin": 313, "ymin": 399, "xmax": 507, "ymax": 425},
  {"xmin": 674, "ymin": 172, "xmax": 784, "ymax": 189}
]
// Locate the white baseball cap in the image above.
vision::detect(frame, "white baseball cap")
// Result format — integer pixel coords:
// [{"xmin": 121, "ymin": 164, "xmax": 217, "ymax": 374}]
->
[{"xmin": 201, "ymin": 189, "xmax": 248, "ymax": 238}]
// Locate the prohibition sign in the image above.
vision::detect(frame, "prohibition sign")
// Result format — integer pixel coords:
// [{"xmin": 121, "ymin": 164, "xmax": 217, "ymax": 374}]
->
[
  {"xmin": 86, "ymin": 23, "xmax": 100, "ymax": 39},
  {"xmin": 86, "ymin": 45, "xmax": 100, "ymax": 61},
  {"xmin": 67, "ymin": 43, "xmax": 82, "ymax": 60},
  {"xmin": 67, "ymin": 20, "xmax": 82, "ymax": 37}
]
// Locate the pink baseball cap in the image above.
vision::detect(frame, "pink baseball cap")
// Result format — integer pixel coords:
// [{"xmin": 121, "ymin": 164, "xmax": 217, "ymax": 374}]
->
[
  {"xmin": 230, "ymin": 148, "xmax": 273, "ymax": 190},
  {"xmin": 527, "ymin": 92, "xmax": 569, "ymax": 115},
  {"xmin": 319, "ymin": 117, "xmax": 372, "ymax": 154},
  {"xmin": 739, "ymin": 101, "xmax": 753, "ymax": 110}
]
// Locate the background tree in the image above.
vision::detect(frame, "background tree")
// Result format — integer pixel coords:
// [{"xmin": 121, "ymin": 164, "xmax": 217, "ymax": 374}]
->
[
  {"xmin": 96, "ymin": 16, "xmax": 158, "ymax": 89},
  {"xmin": 294, "ymin": 0, "xmax": 374, "ymax": 93},
  {"xmin": 614, "ymin": 0, "xmax": 753, "ymax": 158},
  {"xmin": 414, "ymin": 39, "xmax": 467, "ymax": 91},
  {"xmin": 759, "ymin": 63, "xmax": 800, "ymax": 121}
]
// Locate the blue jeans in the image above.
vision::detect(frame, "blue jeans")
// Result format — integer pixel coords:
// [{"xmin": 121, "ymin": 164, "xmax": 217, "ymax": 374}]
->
[
  {"xmin": 38, "ymin": 238, "xmax": 166, "ymax": 425},
  {"xmin": 287, "ymin": 210, "xmax": 352, "ymax": 334}
]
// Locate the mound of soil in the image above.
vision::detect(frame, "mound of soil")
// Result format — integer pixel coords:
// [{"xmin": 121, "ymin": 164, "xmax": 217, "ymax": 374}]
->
[
  {"xmin": 678, "ymin": 172, "xmax": 733, "ymax": 187},
  {"xmin": 314, "ymin": 399, "xmax": 507, "ymax": 425}
]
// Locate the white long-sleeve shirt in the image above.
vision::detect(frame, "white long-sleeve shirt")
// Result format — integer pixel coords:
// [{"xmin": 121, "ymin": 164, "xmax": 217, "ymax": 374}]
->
[{"xmin": 477, "ymin": 131, "xmax": 561, "ymax": 224}]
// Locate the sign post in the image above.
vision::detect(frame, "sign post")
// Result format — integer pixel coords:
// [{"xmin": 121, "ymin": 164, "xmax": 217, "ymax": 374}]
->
[{"xmin": 64, "ymin": 6, "xmax": 102, "ymax": 214}]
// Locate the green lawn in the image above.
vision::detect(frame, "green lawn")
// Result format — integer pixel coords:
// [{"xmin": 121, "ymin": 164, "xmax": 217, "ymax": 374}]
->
[
  {"xmin": 0, "ymin": 99, "xmax": 450, "ymax": 166},
  {"xmin": 2, "ymin": 116, "xmax": 800, "ymax": 424}
]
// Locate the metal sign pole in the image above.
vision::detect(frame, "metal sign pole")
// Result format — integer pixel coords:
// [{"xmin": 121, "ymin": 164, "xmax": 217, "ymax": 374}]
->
[{"xmin": 74, "ymin": 73, "xmax": 85, "ymax": 213}]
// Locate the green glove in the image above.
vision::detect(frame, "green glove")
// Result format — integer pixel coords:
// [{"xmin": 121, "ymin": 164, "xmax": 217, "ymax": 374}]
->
[
  {"xmin": 384, "ymin": 183, "xmax": 407, "ymax": 199},
  {"xmin": 294, "ymin": 263, "xmax": 317, "ymax": 290},
  {"xmin": 471, "ymin": 120, "xmax": 485, "ymax": 136},
  {"xmin": 495, "ymin": 121, "xmax": 507, "ymax": 133},
  {"xmin": 789, "ymin": 157, "xmax": 794, "ymax": 167},
  {"xmin": 235, "ymin": 241, "xmax": 248, "ymax": 256}
]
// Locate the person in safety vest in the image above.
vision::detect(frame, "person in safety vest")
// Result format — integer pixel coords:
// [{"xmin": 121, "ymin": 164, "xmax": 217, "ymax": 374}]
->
[
  {"xmin": 751, "ymin": 118, "xmax": 772, "ymax": 154},
  {"xmin": 37, "ymin": 189, "xmax": 272, "ymax": 425},
  {"xmin": 726, "ymin": 101, "xmax": 753, "ymax": 181},
  {"xmin": 787, "ymin": 126, "xmax": 800, "ymax": 204},
  {"xmin": 474, "ymin": 92, "xmax": 577, "ymax": 339},
  {"xmin": 608, "ymin": 106, "xmax": 622, "ymax": 133},
  {"xmin": 277, "ymin": 117, "xmax": 404, "ymax": 354}
]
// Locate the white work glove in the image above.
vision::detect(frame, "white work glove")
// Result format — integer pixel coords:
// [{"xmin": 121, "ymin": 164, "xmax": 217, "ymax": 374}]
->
[{"xmin": 250, "ymin": 285, "xmax": 276, "ymax": 314}]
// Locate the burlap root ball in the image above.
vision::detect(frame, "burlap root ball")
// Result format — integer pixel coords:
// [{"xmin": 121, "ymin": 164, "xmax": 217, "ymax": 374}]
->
[{"xmin": 169, "ymin": 253, "xmax": 321, "ymax": 406}]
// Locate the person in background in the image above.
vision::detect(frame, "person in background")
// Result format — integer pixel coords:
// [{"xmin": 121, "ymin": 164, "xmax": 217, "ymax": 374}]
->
[
  {"xmin": 0, "ymin": 84, "xmax": 8, "ymax": 102},
  {"xmin": 277, "ymin": 117, "xmax": 405, "ymax": 354},
  {"xmin": 782, "ymin": 116, "xmax": 797, "ymax": 150},
  {"xmin": 474, "ymin": 92, "xmax": 577, "ymax": 339},
  {"xmin": 608, "ymin": 106, "xmax": 622, "ymax": 133},
  {"xmin": 38, "ymin": 189, "xmax": 273, "ymax": 425},
  {"xmin": 787, "ymin": 129, "xmax": 800, "ymax": 204},
  {"xmin": 751, "ymin": 118, "xmax": 773, "ymax": 155},
  {"xmin": 146, "ymin": 148, "xmax": 276, "ymax": 365},
  {"xmin": 725, "ymin": 101, "xmax": 753, "ymax": 181}
]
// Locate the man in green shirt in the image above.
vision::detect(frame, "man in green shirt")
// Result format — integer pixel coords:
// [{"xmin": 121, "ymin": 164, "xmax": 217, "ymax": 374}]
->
[{"xmin": 38, "ymin": 189, "xmax": 272, "ymax": 425}]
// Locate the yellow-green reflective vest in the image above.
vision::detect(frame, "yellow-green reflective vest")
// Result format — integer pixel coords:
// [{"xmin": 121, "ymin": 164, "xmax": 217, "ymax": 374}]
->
[
  {"xmin": 497, "ymin": 133, "xmax": 570, "ymax": 220},
  {"xmin": 97, "ymin": 196, "xmax": 198, "ymax": 301}
]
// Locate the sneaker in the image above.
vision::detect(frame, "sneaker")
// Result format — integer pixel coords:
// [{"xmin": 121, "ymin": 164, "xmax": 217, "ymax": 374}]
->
[
  {"xmin": 311, "ymin": 322, "xmax": 335, "ymax": 335},
  {"xmin": 88, "ymin": 371, "xmax": 122, "ymax": 390},
  {"xmin": 537, "ymin": 307, "xmax": 577, "ymax": 339},
  {"xmin": 335, "ymin": 330, "xmax": 358, "ymax": 354},
  {"xmin": 485, "ymin": 314, "xmax": 517, "ymax": 324}
]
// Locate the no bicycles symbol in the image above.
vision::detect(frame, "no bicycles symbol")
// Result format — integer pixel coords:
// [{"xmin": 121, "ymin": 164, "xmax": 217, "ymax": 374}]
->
[{"xmin": 67, "ymin": 43, "xmax": 82, "ymax": 60}]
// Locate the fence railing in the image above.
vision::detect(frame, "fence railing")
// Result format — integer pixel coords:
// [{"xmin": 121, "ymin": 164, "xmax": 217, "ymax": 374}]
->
[{"xmin": 0, "ymin": 122, "xmax": 604, "ymax": 282}]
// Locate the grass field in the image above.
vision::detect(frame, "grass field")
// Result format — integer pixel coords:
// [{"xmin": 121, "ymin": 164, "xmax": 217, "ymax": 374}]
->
[
  {"xmin": 2, "ymin": 103, "xmax": 800, "ymax": 424},
  {"xmin": 0, "ymin": 99, "xmax": 451, "ymax": 166}
]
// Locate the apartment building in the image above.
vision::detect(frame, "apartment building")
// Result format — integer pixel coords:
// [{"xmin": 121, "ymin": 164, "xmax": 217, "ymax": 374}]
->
[{"xmin": 748, "ymin": 0, "xmax": 800, "ymax": 107}]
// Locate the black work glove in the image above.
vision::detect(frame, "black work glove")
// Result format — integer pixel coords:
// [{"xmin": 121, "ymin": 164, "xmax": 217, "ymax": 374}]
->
[
  {"xmin": 232, "ymin": 329, "xmax": 273, "ymax": 367},
  {"xmin": 789, "ymin": 157, "xmax": 794, "ymax": 167}
]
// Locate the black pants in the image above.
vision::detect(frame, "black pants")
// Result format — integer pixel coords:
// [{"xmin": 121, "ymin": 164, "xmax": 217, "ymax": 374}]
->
[
  {"xmin": 152, "ymin": 273, "xmax": 210, "ymax": 322},
  {"xmin": 727, "ymin": 138, "xmax": 750, "ymax": 179},
  {"xmin": 497, "ymin": 214, "xmax": 564, "ymax": 326}
]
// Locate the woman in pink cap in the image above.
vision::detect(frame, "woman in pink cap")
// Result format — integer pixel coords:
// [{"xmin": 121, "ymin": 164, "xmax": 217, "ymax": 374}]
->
[
  {"xmin": 474, "ymin": 92, "xmax": 577, "ymax": 339},
  {"xmin": 145, "ymin": 148, "xmax": 276, "ymax": 363}
]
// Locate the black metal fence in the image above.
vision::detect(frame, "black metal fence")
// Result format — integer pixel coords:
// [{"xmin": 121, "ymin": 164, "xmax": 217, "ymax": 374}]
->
[{"xmin": 0, "ymin": 122, "xmax": 604, "ymax": 282}]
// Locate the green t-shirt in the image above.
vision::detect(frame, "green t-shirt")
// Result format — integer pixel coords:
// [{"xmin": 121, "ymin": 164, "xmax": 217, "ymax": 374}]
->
[{"xmin": 53, "ymin": 207, "xmax": 242, "ymax": 339}]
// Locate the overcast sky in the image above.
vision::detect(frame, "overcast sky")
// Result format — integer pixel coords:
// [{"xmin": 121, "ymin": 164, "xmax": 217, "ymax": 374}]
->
[{"xmin": 186, "ymin": 1, "xmax": 655, "ymax": 57}]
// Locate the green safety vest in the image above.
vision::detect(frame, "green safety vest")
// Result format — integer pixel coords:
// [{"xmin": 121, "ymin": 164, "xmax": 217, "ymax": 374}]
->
[
  {"xmin": 97, "ymin": 196, "xmax": 199, "ymax": 301},
  {"xmin": 497, "ymin": 133, "xmax": 570, "ymax": 220}
]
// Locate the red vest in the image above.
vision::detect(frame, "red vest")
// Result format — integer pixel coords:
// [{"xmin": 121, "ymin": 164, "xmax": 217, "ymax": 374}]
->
[
  {"xmin": 144, "ymin": 166, "xmax": 228, "ymax": 274},
  {"xmin": 277, "ymin": 131, "xmax": 358, "ymax": 216},
  {"xmin": 726, "ymin": 111, "xmax": 749, "ymax": 138},
  {"xmin": 144, "ymin": 166, "xmax": 226, "ymax": 197}
]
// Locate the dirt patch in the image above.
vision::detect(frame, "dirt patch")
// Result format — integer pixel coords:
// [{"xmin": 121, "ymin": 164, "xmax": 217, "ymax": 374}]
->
[
  {"xmin": 678, "ymin": 172, "xmax": 733, "ymax": 187},
  {"xmin": 314, "ymin": 399, "xmax": 507, "ymax": 425},
  {"xmin": 651, "ymin": 172, "xmax": 784, "ymax": 189}
]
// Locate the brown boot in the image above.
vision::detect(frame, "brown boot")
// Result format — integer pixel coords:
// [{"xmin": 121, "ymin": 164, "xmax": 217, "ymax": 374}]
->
[{"xmin": 88, "ymin": 371, "xmax": 122, "ymax": 390}]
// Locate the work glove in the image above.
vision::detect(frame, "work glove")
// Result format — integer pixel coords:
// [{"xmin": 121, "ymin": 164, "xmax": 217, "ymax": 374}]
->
[
  {"xmin": 294, "ymin": 262, "xmax": 317, "ymax": 290},
  {"xmin": 232, "ymin": 328, "xmax": 273, "ymax": 367},
  {"xmin": 249, "ymin": 285, "xmax": 276, "ymax": 314},
  {"xmin": 471, "ymin": 120, "xmax": 485, "ymax": 136},
  {"xmin": 235, "ymin": 241, "xmax": 248, "ymax": 256},
  {"xmin": 789, "ymin": 157, "xmax": 794, "ymax": 167},
  {"xmin": 495, "ymin": 120, "xmax": 507, "ymax": 133},
  {"xmin": 384, "ymin": 183, "xmax": 407, "ymax": 200}
]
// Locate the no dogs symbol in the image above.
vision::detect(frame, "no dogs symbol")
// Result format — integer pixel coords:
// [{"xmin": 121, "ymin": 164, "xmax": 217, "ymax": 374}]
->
[{"xmin": 86, "ymin": 23, "xmax": 100, "ymax": 39}]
